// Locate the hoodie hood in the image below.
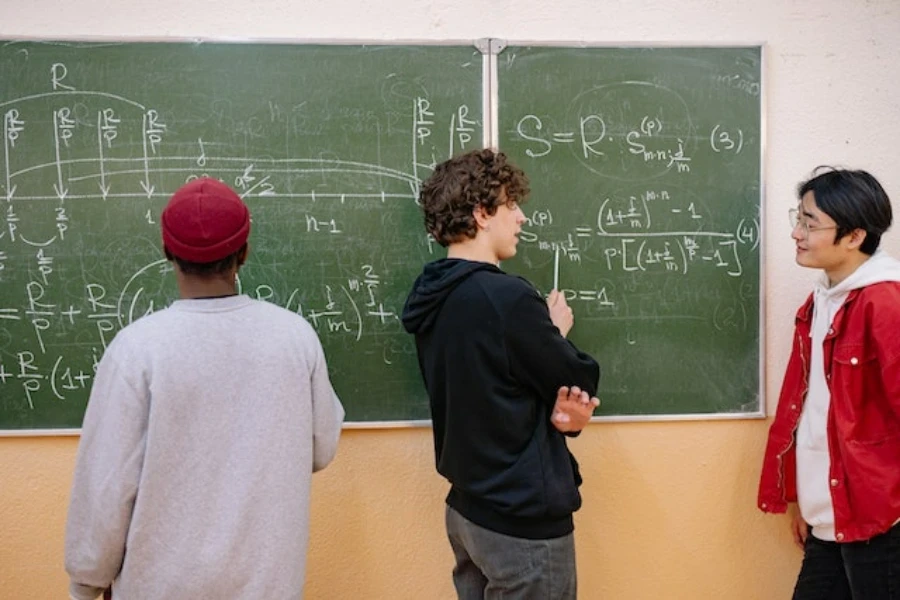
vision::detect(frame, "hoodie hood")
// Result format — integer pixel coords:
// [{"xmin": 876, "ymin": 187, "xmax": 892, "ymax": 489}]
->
[
  {"xmin": 810, "ymin": 249, "xmax": 900, "ymax": 347},
  {"xmin": 813, "ymin": 249, "xmax": 900, "ymax": 301},
  {"xmin": 402, "ymin": 259, "xmax": 500, "ymax": 334}
]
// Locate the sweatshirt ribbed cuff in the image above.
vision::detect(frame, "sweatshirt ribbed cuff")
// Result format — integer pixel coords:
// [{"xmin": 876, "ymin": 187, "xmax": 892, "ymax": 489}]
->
[{"xmin": 69, "ymin": 581, "xmax": 103, "ymax": 600}]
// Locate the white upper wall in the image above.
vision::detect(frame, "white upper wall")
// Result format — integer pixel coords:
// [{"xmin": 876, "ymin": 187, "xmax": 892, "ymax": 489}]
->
[{"xmin": 5, "ymin": 0, "xmax": 900, "ymax": 406}]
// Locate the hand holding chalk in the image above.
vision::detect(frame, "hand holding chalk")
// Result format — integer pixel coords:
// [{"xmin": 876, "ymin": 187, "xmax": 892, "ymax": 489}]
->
[{"xmin": 547, "ymin": 289, "xmax": 574, "ymax": 337}]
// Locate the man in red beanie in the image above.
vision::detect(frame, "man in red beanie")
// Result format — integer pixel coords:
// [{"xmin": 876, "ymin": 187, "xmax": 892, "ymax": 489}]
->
[{"xmin": 65, "ymin": 178, "xmax": 345, "ymax": 600}]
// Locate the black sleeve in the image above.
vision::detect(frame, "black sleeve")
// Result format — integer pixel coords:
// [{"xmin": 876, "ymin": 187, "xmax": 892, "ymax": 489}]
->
[{"xmin": 504, "ymin": 285, "xmax": 600, "ymax": 409}]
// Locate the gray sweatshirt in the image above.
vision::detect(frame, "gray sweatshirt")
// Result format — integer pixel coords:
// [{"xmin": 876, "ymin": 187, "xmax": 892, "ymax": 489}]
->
[{"xmin": 65, "ymin": 295, "xmax": 344, "ymax": 599}]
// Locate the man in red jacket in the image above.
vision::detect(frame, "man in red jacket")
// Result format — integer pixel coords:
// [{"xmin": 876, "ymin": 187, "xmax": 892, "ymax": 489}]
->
[{"xmin": 758, "ymin": 167, "xmax": 900, "ymax": 598}]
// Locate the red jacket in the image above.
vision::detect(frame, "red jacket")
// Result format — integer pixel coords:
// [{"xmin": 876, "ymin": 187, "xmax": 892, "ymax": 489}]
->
[{"xmin": 758, "ymin": 282, "xmax": 900, "ymax": 542}]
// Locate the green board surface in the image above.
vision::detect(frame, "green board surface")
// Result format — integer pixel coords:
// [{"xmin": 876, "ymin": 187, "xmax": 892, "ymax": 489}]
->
[
  {"xmin": 0, "ymin": 41, "xmax": 483, "ymax": 429},
  {"xmin": 0, "ymin": 41, "xmax": 763, "ymax": 430},
  {"xmin": 498, "ymin": 46, "xmax": 762, "ymax": 417}
]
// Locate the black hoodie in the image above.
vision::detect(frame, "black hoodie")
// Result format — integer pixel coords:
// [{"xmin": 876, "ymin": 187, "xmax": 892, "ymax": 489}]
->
[{"xmin": 402, "ymin": 258, "xmax": 600, "ymax": 539}]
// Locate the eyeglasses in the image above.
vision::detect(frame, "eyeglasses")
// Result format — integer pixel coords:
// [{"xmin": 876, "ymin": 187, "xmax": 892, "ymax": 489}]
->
[{"xmin": 788, "ymin": 208, "xmax": 838, "ymax": 238}]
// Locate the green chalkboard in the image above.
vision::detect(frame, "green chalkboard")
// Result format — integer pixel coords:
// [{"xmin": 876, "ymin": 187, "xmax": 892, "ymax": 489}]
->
[
  {"xmin": 0, "ymin": 40, "xmax": 483, "ymax": 430},
  {"xmin": 498, "ymin": 46, "xmax": 762, "ymax": 417}
]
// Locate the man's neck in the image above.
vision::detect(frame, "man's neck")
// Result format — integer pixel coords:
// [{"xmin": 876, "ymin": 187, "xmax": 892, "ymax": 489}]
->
[
  {"xmin": 446, "ymin": 240, "xmax": 499, "ymax": 265},
  {"xmin": 176, "ymin": 272, "xmax": 238, "ymax": 299},
  {"xmin": 825, "ymin": 252, "xmax": 871, "ymax": 287}
]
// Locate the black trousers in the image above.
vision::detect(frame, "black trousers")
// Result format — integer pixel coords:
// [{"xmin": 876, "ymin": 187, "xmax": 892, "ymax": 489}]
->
[{"xmin": 793, "ymin": 522, "xmax": 900, "ymax": 599}]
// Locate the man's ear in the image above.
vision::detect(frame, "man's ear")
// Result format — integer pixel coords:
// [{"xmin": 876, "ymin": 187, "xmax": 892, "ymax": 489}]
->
[
  {"xmin": 473, "ymin": 206, "xmax": 491, "ymax": 231},
  {"xmin": 237, "ymin": 243, "xmax": 249, "ymax": 268},
  {"xmin": 844, "ymin": 229, "xmax": 867, "ymax": 251}
]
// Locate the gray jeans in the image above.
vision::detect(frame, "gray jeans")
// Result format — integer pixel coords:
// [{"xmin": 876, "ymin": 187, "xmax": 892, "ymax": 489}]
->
[{"xmin": 445, "ymin": 505, "xmax": 577, "ymax": 600}]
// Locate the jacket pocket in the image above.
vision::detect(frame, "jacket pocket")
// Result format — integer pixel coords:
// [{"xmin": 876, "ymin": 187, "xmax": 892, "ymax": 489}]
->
[
  {"xmin": 832, "ymin": 343, "xmax": 878, "ymax": 403},
  {"xmin": 832, "ymin": 343, "xmax": 899, "ymax": 441},
  {"xmin": 832, "ymin": 343, "xmax": 875, "ymax": 368},
  {"xmin": 842, "ymin": 434, "xmax": 900, "ymax": 508}
]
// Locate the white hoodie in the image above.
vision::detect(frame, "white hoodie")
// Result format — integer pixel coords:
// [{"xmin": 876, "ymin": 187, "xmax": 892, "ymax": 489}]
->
[{"xmin": 796, "ymin": 250, "xmax": 900, "ymax": 540}]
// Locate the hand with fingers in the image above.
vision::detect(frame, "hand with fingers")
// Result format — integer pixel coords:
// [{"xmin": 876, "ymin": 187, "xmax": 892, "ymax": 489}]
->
[
  {"xmin": 788, "ymin": 503, "xmax": 809, "ymax": 550},
  {"xmin": 551, "ymin": 385, "xmax": 600, "ymax": 433}
]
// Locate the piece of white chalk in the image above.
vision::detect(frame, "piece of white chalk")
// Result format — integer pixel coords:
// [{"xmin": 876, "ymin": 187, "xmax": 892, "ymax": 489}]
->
[{"xmin": 553, "ymin": 246, "xmax": 560, "ymax": 290}]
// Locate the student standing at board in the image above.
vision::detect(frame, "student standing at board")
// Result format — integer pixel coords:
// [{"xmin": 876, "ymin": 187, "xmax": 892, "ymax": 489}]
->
[
  {"xmin": 402, "ymin": 149, "xmax": 600, "ymax": 600},
  {"xmin": 65, "ymin": 178, "xmax": 345, "ymax": 600},
  {"xmin": 758, "ymin": 168, "xmax": 900, "ymax": 598}
]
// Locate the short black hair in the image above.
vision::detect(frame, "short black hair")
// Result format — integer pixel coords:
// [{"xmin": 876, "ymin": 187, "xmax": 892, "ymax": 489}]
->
[
  {"xmin": 164, "ymin": 244, "xmax": 247, "ymax": 276},
  {"xmin": 798, "ymin": 167, "xmax": 892, "ymax": 255}
]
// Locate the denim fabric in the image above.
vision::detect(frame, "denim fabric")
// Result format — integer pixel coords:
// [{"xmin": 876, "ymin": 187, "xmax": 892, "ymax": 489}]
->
[
  {"xmin": 445, "ymin": 505, "xmax": 576, "ymax": 600},
  {"xmin": 793, "ymin": 522, "xmax": 900, "ymax": 599}
]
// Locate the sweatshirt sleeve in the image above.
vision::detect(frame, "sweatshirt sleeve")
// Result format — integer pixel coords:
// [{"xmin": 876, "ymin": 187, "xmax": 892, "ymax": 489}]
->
[
  {"xmin": 65, "ymin": 347, "xmax": 148, "ymax": 599},
  {"xmin": 309, "ymin": 339, "xmax": 344, "ymax": 472},
  {"xmin": 505, "ymin": 286, "xmax": 600, "ymax": 408}
]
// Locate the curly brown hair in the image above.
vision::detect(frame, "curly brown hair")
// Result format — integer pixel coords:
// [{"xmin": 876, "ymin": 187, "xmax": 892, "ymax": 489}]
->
[{"xmin": 419, "ymin": 148, "xmax": 530, "ymax": 246}]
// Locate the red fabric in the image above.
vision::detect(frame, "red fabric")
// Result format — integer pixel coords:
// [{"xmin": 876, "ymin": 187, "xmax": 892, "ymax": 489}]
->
[
  {"xmin": 758, "ymin": 282, "xmax": 900, "ymax": 542},
  {"xmin": 161, "ymin": 178, "xmax": 250, "ymax": 263}
]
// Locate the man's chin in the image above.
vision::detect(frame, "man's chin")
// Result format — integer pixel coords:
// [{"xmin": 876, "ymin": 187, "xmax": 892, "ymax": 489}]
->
[{"xmin": 794, "ymin": 251, "xmax": 815, "ymax": 269}]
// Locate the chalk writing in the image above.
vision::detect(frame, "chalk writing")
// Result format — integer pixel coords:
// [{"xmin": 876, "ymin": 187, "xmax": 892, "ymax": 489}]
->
[
  {"xmin": 0, "ymin": 42, "xmax": 482, "ymax": 427},
  {"xmin": 498, "ymin": 45, "xmax": 762, "ymax": 418}
]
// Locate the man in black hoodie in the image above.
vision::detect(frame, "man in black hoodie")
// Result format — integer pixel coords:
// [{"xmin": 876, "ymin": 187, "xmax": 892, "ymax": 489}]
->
[{"xmin": 402, "ymin": 149, "xmax": 600, "ymax": 600}]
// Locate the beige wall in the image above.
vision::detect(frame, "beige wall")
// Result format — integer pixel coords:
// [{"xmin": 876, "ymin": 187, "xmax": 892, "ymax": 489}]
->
[{"xmin": 3, "ymin": 0, "xmax": 899, "ymax": 598}]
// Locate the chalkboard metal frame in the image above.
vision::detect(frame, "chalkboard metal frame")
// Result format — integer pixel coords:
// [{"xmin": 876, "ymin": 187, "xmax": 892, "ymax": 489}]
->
[{"xmin": 0, "ymin": 38, "xmax": 766, "ymax": 434}]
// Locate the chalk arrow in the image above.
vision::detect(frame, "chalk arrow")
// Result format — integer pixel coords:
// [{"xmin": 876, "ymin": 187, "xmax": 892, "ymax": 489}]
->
[
  {"xmin": 97, "ymin": 113, "xmax": 110, "ymax": 200},
  {"xmin": 53, "ymin": 182, "xmax": 68, "ymax": 201},
  {"xmin": 139, "ymin": 180, "xmax": 154, "ymax": 198}
]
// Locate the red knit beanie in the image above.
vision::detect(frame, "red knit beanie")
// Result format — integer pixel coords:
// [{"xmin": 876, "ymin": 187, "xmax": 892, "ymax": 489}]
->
[{"xmin": 161, "ymin": 178, "xmax": 250, "ymax": 263}]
